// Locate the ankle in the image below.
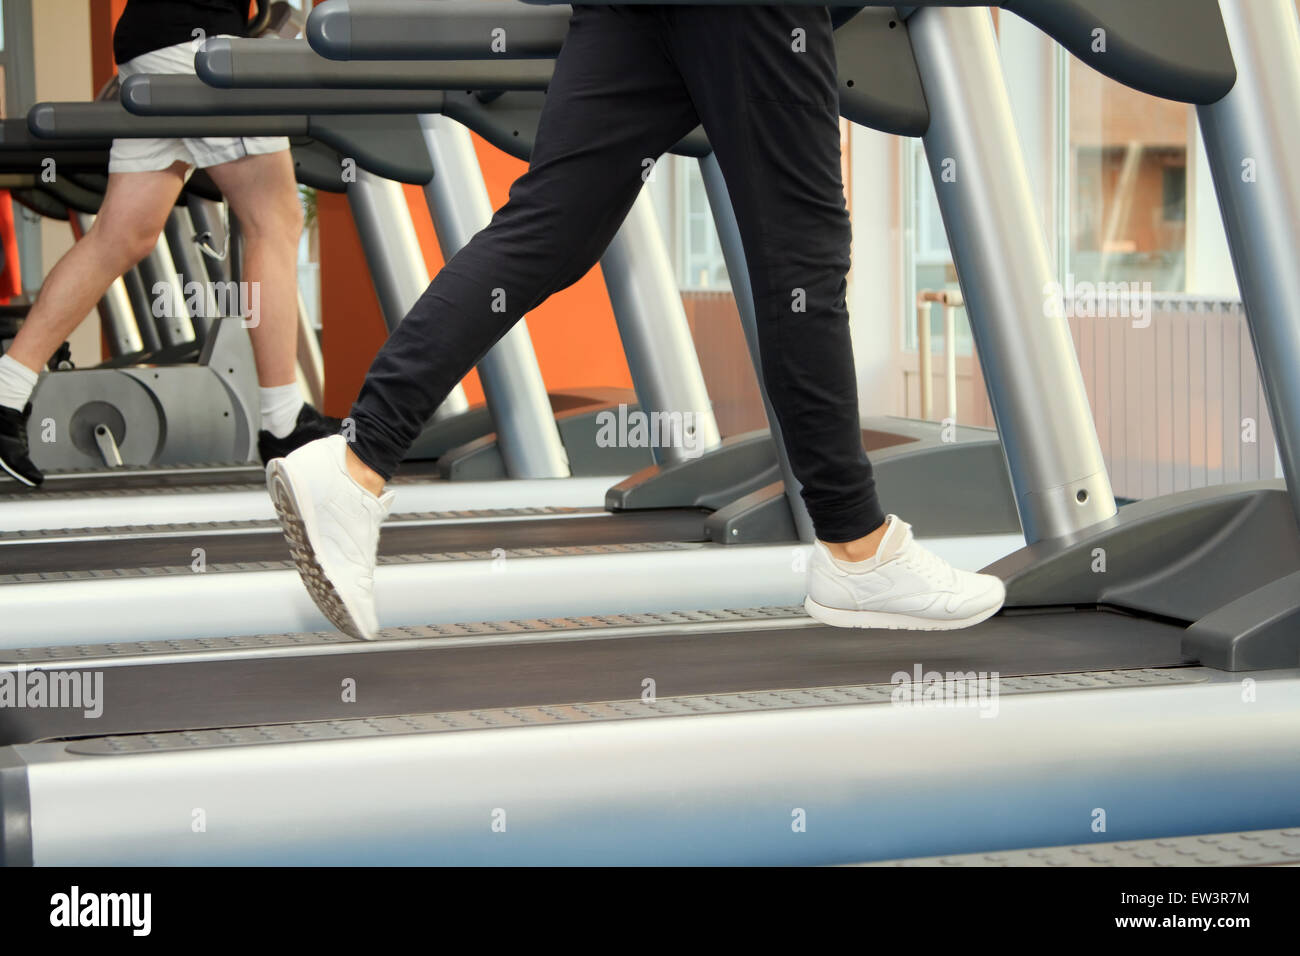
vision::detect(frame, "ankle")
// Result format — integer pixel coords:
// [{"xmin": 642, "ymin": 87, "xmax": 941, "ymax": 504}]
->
[
  {"xmin": 259, "ymin": 383, "xmax": 303, "ymax": 439},
  {"xmin": 345, "ymin": 446, "xmax": 386, "ymax": 498},
  {"xmin": 823, "ymin": 520, "xmax": 889, "ymax": 564},
  {"xmin": 0, "ymin": 353, "xmax": 40, "ymax": 413}
]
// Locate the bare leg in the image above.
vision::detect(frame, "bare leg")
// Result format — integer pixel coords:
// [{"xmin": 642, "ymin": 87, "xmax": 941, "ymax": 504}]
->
[
  {"xmin": 6, "ymin": 164, "xmax": 187, "ymax": 372},
  {"xmin": 205, "ymin": 150, "xmax": 303, "ymax": 389}
]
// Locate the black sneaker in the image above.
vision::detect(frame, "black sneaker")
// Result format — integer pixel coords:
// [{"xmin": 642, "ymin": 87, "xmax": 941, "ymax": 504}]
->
[
  {"xmin": 258, "ymin": 403, "xmax": 341, "ymax": 463},
  {"xmin": 0, "ymin": 403, "xmax": 43, "ymax": 487}
]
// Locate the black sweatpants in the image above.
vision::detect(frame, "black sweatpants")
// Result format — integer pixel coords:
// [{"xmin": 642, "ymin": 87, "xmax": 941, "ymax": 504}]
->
[{"xmin": 349, "ymin": 4, "xmax": 885, "ymax": 542}]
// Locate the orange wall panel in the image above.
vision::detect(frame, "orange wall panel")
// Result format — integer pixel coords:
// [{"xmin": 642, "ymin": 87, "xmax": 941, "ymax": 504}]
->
[
  {"xmin": 469, "ymin": 137, "xmax": 633, "ymax": 394},
  {"xmin": 89, "ymin": 0, "xmax": 128, "ymax": 90},
  {"xmin": 318, "ymin": 191, "xmax": 391, "ymax": 416},
  {"xmin": 321, "ymin": 135, "xmax": 630, "ymax": 416}
]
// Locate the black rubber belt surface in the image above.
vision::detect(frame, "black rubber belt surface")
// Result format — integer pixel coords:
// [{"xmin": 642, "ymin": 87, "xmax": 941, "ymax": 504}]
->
[
  {"xmin": 0, "ymin": 509, "xmax": 710, "ymax": 574},
  {"xmin": 0, "ymin": 609, "xmax": 1191, "ymax": 745}
]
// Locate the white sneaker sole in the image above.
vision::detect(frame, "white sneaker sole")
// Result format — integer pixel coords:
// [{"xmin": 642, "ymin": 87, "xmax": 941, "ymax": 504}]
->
[
  {"xmin": 803, "ymin": 595, "xmax": 1003, "ymax": 631},
  {"xmin": 267, "ymin": 458, "xmax": 375, "ymax": 641}
]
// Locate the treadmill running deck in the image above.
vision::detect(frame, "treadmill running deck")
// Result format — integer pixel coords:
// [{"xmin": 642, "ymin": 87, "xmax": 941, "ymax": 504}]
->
[{"xmin": 0, "ymin": 606, "xmax": 1192, "ymax": 746}]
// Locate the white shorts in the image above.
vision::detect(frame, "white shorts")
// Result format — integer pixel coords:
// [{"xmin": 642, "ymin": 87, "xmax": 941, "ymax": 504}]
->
[{"xmin": 108, "ymin": 37, "xmax": 290, "ymax": 175}]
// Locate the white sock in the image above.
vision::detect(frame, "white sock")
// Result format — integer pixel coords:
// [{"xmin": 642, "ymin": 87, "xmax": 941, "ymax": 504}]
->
[
  {"xmin": 259, "ymin": 383, "xmax": 304, "ymax": 439},
  {"xmin": 0, "ymin": 354, "xmax": 39, "ymax": 413}
]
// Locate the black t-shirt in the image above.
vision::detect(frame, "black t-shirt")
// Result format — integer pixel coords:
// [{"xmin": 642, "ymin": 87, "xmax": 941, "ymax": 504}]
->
[{"xmin": 113, "ymin": 0, "xmax": 250, "ymax": 65}]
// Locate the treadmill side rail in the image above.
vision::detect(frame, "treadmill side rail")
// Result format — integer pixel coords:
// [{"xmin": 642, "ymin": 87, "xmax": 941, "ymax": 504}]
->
[
  {"xmin": 607, "ymin": 431, "xmax": 782, "ymax": 513},
  {"xmin": 0, "ymin": 750, "xmax": 32, "ymax": 867},
  {"xmin": 1184, "ymin": 570, "xmax": 1300, "ymax": 671},
  {"xmin": 990, "ymin": 481, "xmax": 1300, "ymax": 671}
]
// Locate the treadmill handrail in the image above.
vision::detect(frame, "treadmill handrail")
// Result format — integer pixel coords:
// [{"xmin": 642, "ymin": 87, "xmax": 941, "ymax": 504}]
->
[
  {"xmin": 121, "ymin": 74, "xmax": 452, "ymax": 116},
  {"xmin": 199, "ymin": 20, "xmax": 927, "ymax": 139},
  {"xmin": 309, "ymin": 0, "xmax": 573, "ymax": 61},
  {"xmin": 28, "ymin": 101, "xmax": 435, "ymax": 186},
  {"xmin": 322, "ymin": 0, "xmax": 1235, "ymax": 105},
  {"xmin": 197, "ymin": 37, "xmax": 555, "ymax": 90}
]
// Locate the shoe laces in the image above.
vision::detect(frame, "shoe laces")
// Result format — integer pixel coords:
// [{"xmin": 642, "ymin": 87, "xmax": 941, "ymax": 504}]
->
[{"xmin": 896, "ymin": 538, "xmax": 957, "ymax": 588}]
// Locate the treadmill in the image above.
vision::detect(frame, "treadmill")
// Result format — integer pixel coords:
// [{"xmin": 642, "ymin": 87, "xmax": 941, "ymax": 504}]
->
[
  {"xmin": 0, "ymin": 102, "xmax": 647, "ymax": 526},
  {"xmin": 8, "ymin": 0, "xmax": 1297, "ymax": 865},
  {"xmin": 0, "ymin": 22, "xmax": 1028, "ymax": 644}
]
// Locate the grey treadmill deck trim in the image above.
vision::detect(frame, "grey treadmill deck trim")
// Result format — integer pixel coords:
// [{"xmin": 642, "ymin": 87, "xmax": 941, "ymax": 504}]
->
[
  {"xmin": 857, "ymin": 826, "xmax": 1300, "ymax": 867},
  {"xmin": 0, "ymin": 539, "xmax": 703, "ymax": 585},
  {"xmin": 64, "ymin": 666, "xmax": 1208, "ymax": 756},
  {"xmin": 0, "ymin": 461, "xmax": 444, "ymax": 505},
  {"xmin": 0, "ymin": 505, "xmax": 590, "ymax": 543},
  {"xmin": 0, "ymin": 605, "xmax": 808, "ymax": 665},
  {"xmin": 0, "ymin": 479, "xmax": 282, "ymax": 504},
  {"xmin": 3, "ymin": 460, "xmax": 253, "ymax": 483}
]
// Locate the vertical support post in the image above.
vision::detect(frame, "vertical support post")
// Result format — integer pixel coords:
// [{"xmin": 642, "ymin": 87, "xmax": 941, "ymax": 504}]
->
[
  {"xmin": 917, "ymin": 300, "xmax": 933, "ymax": 419},
  {"xmin": 943, "ymin": 300, "xmax": 958, "ymax": 423},
  {"xmin": 345, "ymin": 170, "xmax": 469, "ymax": 421},
  {"xmin": 599, "ymin": 189, "xmax": 721, "ymax": 466},
  {"xmin": 164, "ymin": 207, "xmax": 218, "ymax": 344},
  {"xmin": 1196, "ymin": 0, "xmax": 1300, "ymax": 528},
  {"xmin": 418, "ymin": 113, "xmax": 571, "ymax": 479},
  {"xmin": 699, "ymin": 152, "xmax": 815, "ymax": 543},
  {"xmin": 909, "ymin": 5, "xmax": 1116, "ymax": 544},
  {"xmin": 120, "ymin": 268, "xmax": 161, "ymax": 354},
  {"xmin": 137, "ymin": 233, "xmax": 196, "ymax": 348},
  {"xmin": 296, "ymin": 289, "xmax": 327, "ymax": 410},
  {"xmin": 188, "ymin": 198, "xmax": 232, "ymax": 285},
  {"xmin": 228, "ymin": 215, "xmax": 243, "ymax": 287},
  {"xmin": 73, "ymin": 212, "xmax": 143, "ymax": 358}
]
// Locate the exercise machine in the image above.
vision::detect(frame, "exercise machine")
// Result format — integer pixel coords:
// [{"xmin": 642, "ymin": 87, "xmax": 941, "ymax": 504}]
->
[
  {"xmin": 7, "ymin": 0, "xmax": 1294, "ymax": 864},
  {"xmin": 0, "ymin": 101, "xmax": 647, "ymax": 529},
  {"xmin": 0, "ymin": 12, "xmax": 1032, "ymax": 641}
]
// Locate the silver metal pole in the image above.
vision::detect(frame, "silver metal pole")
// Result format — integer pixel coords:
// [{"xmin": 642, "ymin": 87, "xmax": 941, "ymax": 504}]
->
[
  {"xmin": 1197, "ymin": 0, "xmax": 1300, "ymax": 527},
  {"xmin": 296, "ymin": 289, "xmax": 326, "ymax": 410},
  {"xmin": 164, "ymin": 207, "xmax": 218, "ymax": 341},
  {"xmin": 188, "ymin": 197, "xmax": 231, "ymax": 285},
  {"xmin": 120, "ymin": 267, "xmax": 160, "ymax": 354},
  {"xmin": 138, "ymin": 233, "xmax": 197, "ymax": 348},
  {"xmin": 599, "ymin": 189, "xmax": 721, "ymax": 465},
  {"xmin": 910, "ymin": 5, "xmax": 1116, "ymax": 544},
  {"xmin": 699, "ymin": 153, "xmax": 816, "ymax": 543},
  {"xmin": 418, "ymin": 113, "xmax": 571, "ymax": 479},
  {"xmin": 228, "ymin": 215, "xmax": 243, "ymax": 286},
  {"xmin": 72, "ymin": 212, "xmax": 143, "ymax": 358},
  {"xmin": 346, "ymin": 169, "xmax": 469, "ymax": 420},
  {"xmin": 917, "ymin": 300, "xmax": 933, "ymax": 419},
  {"xmin": 943, "ymin": 300, "xmax": 958, "ymax": 423}
]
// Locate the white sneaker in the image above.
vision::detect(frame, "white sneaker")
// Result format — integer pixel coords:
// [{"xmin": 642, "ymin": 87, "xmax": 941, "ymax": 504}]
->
[
  {"xmin": 266, "ymin": 435, "xmax": 394, "ymax": 640},
  {"xmin": 805, "ymin": 515, "xmax": 1005, "ymax": 630}
]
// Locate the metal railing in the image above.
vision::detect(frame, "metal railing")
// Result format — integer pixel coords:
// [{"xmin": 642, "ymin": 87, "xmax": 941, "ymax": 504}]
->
[
  {"xmin": 915, "ymin": 288, "xmax": 963, "ymax": 423},
  {"xmin": 909, "ymin": 291, "xmax": 1281, "ymax": 500}
]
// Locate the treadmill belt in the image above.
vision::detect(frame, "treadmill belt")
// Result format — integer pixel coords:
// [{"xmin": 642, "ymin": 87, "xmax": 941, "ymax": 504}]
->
[
  {"xmin": 0, "ymin": 609, "xmax": 1192, "ymax": 745},
  {"xmin": 0, "ymin": 508, "xmax": 709, "ymax": 575}
]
